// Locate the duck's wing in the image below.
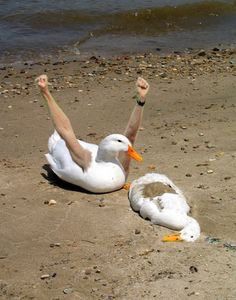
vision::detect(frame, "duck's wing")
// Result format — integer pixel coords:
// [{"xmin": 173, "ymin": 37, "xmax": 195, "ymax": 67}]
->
[
  {"xmin": 46, "ymin": 131, "xmax": 98, "ymax": 171},
  {"xmin": 48, "ymin": 130, "xmax": 61, "ymax": 153},
  {"xmin": 46, "ymin": 137, "xmax": 74, "ymax": 171},
  {"xmin": 79, "ymin": 139, "xmax": 98, "ymax": 156}
]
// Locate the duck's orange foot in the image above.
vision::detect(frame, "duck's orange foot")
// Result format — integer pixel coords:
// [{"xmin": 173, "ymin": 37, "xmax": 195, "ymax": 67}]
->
[
  {"xmin": 162, "ymin": 233, "xmax": 183, "ymax": 242},
  {"xmin": 123, "ymin": 183, "xmax": 131, "ymax": 190}
]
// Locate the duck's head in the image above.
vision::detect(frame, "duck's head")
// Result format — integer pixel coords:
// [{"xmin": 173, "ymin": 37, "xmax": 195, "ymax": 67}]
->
[
  {"xmin": 97, "ymin": 134, "xmax": 142, "ymax": 162},
  {"xmin": 162, "ymin": 218, "xmax": 200, "ymax": 242}
]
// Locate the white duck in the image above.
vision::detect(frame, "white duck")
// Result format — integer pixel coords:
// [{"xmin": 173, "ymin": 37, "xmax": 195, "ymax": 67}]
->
[
  {"xmin": 36, "ymin": 74, "xmax": 149, "ymax": 194},
  {"xmin": 129, "ymin": 173, "xmax": 200, "ymax": 242},
  {"xmin": 46, "ymin": 131, "xmax": 142, "ymax": 193}
]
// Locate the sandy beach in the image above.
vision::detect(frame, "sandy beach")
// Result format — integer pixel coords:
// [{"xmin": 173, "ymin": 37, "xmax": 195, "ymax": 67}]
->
[{"xmin": 0, "ymin": 48, "xmax": 236, "ymax": 299}]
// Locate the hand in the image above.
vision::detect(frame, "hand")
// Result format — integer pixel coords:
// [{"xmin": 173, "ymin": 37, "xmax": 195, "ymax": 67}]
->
[
  {"xmin": 35, "ymin": 74, "xmax": 50, "ymax": 93},
  {"xmin": 136, "ymin": 77, "xmax": 149, "ymax": 100}
]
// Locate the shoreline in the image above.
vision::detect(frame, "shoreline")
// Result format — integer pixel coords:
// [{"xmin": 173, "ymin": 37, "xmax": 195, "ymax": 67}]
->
[
  {"xmin": 0, "ymin": 47, "xmax": 236, "ymax": 299},
  {"xmin": 1, "ymin": 46, "xmax": 235, "ymax": 99},
  {"xmin": 1, "ymin": 40, "xmax": 236, "ymax": 68}
]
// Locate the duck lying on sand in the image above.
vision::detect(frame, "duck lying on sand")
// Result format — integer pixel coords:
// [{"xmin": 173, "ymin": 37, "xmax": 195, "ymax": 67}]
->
[
  {"xmin": 36, "ymin": 75, "xmax": 149, "ymax": 193},
  {"xmin": 129, "ymin": 173, "xmax": 200, "ymax": 242}
]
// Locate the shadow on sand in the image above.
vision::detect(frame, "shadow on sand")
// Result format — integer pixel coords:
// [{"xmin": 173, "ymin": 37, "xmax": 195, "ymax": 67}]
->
[{"xmin": 41, "ymin": 164, "xmax": 93, "ymax": 194}]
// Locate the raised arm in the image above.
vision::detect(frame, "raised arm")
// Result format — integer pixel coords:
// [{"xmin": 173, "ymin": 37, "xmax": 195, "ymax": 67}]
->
[
  {"xmin": 120, "ymin": 77, "xmax": 150, "ymax": 175},
  {"xmin": 36, "ymin": 75, "xmax": 91, "ymax": 171}
]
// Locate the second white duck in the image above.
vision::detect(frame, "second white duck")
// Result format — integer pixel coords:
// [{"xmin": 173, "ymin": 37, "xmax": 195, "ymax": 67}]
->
[{"xmin": 129, "ymin": 173, "xmax": 200, "ymax": 242}]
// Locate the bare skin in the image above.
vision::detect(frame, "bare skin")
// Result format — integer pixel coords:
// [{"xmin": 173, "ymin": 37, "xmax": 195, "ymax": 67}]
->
[
  {"xmin": 120, "ymin": 77, "xmax": 149, "ymax": 174},
  {"xmin": 36, "ymin": 75, "xmax": 149, "ymax": 175}
]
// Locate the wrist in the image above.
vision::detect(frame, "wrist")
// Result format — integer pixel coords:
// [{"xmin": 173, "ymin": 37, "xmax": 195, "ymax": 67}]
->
[
  {"xmin": 41, "ymin": 88, "xmax": 50, "ymax": 96},
  {"xmin": 136, "ymin": 97, "xmax": 145, "ymax": 107}
]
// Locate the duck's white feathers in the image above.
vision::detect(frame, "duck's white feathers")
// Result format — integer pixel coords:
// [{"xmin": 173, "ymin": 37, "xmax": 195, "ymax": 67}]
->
[
  {"xmin": 45, "ymin": 131, "xmax": 126, "ymax": 193},
  {"xmin": 129, "ymin": 173, "xmax": 200, "ymax": 242},
  {"xmin": 129, "ymin": 173, "xmax": 189, "ymax": 213}
]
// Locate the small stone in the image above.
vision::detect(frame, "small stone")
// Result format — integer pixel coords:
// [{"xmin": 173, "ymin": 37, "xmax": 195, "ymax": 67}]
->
[
  {"xmin": 206, "ymin": 143, "xmax": 216, "ymax": 149},
  {"xmin": 198, "ymin": 49, "xmax": 206, "ymax": 56},
  {"xmin": 209, "ymin": 158, "xmax": 216, "ymax": 162},
  {"xmin": 63, "ymin": 288, "xmax": 74, "ymax": 294},
  {"xmin": 180, "ymin": 125, "xmax": 187, "ymax": 129},
  {"xmin": 159, "ymin": 72, "xmax": 167, "ymax": 78},
  {"xmin": 49, "ymin": 199, "xmax": 57, "ymax": 206},
  {"xmin": 199, "ymin": 132, "xmax": 204, "ymax": 136},
  {"xmin": 41, "ymin": 274, "xmax": 50, "ymax": 280},
  {"xmin": 135, "ymin": 229, "xmax": 141, "ymax": 235},
  {"xmin": 50, "ymin": 242, "xmax": 61, "ymax": 248},
  {"xmin": 197, "ymin": 184, "xmax": 209, "ymax": 190},
  {"xmin": 207, "ymin": 170, "xmax": 214, "ymax": 174},
  {"xmin": 186, "ymin": 173, "xmax": 192, "ymax": 177},
  {"xmin": 189, "ymin": 266, "xmax": 198, "ymax": 273}
]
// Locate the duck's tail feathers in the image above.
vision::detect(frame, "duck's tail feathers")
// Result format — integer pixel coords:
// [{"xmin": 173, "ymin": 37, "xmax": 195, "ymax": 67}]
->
[
  {"xmin": 45, "ymin": 153, "xmax": 59, "ymax": 170},
  {"xmin": 48, "ymin": 130, "xmax": 61, "ymax": 153}
]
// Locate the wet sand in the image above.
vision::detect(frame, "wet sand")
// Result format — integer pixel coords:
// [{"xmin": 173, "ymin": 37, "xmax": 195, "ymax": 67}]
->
[{"xmin": 0, "ymin": 49, "xmax": 236, "ymax": 299}]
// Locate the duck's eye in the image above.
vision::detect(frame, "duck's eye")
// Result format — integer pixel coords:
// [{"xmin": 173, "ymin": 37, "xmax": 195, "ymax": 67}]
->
[
  {"xmin": 117, "ymin": 139, "xmax": 122, "ymax": 143},
  {"xmin": 191, "ymin": 235, "xmax": 194, "ymax": 239}
]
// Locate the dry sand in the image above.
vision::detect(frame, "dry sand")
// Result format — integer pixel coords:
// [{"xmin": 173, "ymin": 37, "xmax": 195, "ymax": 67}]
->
[{"xmin": 0, "ymin": 49, "xmax": 236, "ymax": 299}]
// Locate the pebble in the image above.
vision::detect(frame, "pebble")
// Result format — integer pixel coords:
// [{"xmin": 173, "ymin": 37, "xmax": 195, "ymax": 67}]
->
[
  {"xmin": 186, "ymin": 173, "xmax": 192, "ymax": 177},
  {"xmin": 207, "ymin": 170, "xmax": 214, "ymax": 174},
  {"xmin": 209, "ymin": 158, "xmax": 216, "ymax": 162},
  {"xmin": 197, "ymin": 184, "xmax": 209, "ymax": 189},
  {"xmin": 198, "ymin": 49, "xmax": 206, "ymax": 56},
  {"xmin": 40, "ymin": 274, "xmax": 50, "ymax": 280},
  {"xmin": 135, "ymin": 229, "xmax": 141, "ymax": 235},
  {"xmin": 63, "ymin": 288, "xmax": 74, "ymax": 294},
  {"xmin": 50, "ymin": 242, "xmax": 61, "ymax": 248},
  {"xmin": 49, "ymin": 199, "xmax": 57, "ymax": 205},
  {"xmin": 206, "ymin": 143, "xmax": 216, "ymax": 149},
  {"xmin": 189, "ymin": 266, "xmax": 198, "ymax": 273}
]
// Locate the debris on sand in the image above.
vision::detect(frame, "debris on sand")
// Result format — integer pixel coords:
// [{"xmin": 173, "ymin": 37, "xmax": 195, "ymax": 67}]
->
[
  {"xmin": 205, "ymin": 236, "xmax": 221, "ymax": 244},
  {"xmin": 223, "ymin": 242, "xmax": 236, "ymax": 251}
]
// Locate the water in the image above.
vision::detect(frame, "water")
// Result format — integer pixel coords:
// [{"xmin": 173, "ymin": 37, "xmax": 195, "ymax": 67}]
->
[{"xmin": 0, "ymin": 0, "xmax": 236, "ymax": 64}]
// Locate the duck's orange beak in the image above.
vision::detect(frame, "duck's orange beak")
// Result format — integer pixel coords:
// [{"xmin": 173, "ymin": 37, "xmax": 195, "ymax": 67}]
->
[
  {"xmin": 128, "ymin": 145, "xmax": 143, "ymax": 162},
  {"xmin": 162, "ymin": 233, "xmax": 183, "ymax": 242}
]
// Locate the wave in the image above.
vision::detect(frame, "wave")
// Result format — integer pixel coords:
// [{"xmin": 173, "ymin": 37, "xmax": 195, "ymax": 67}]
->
[{"xmin": 1, "ymin": 1, "xmax": 236, "ymax": 32}]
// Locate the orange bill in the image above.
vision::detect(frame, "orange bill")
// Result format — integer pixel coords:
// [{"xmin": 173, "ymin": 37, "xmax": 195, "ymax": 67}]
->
[
  {"xmin": 162, "ymin": 233, "xmax": 183, "ymax": 242},
  {"xmin": 128, "ymin": 145, "xmax": 143, "ymax": 162}
]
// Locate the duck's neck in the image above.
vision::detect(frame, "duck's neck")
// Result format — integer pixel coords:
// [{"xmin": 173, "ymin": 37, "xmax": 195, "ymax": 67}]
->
[{"xmin": 96, "ymin": 147, "xmax": 118, "ymax": 163}]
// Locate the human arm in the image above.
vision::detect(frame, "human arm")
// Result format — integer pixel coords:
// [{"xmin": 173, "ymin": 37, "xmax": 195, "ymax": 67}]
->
[{"xmin": 36, "ymin": 75, "xmax": 91, "ymax": 170}]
